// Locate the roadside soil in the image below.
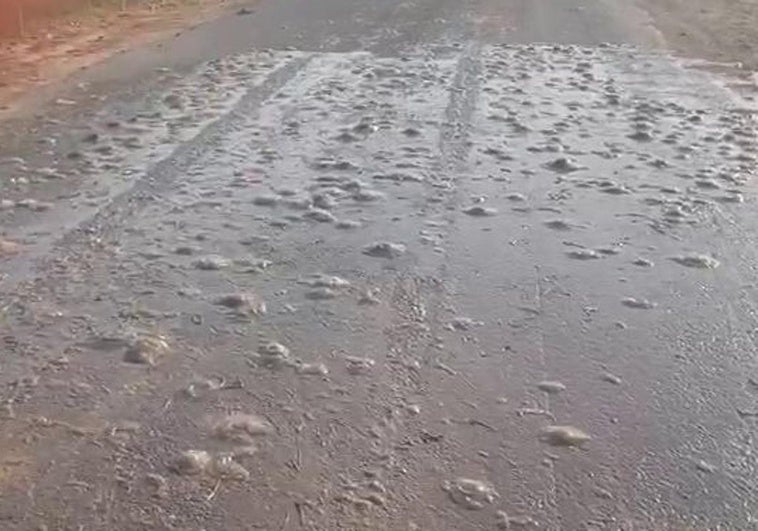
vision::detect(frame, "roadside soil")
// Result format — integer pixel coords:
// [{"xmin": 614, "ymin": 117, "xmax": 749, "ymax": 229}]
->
[
  {"xmin": 0, "ymin": 0, "xmax": 245, "ymax": 114},
  {"xmin": 637, "ymin": 0, "xmax": 758, "ymax": 72}
]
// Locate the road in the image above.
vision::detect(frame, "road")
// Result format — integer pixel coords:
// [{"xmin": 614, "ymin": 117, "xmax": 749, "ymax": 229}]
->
[{"xmin": 0, "ymin": 0, "xmax": 757, "ymax": 529}]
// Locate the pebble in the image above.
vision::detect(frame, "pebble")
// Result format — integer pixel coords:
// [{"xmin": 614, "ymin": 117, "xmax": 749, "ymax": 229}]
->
[
  {"xmin": 463, "ymin": 205, "xmax": 498, "ymax": 217},
  {"xmin": 671, "ymin": 254, "xmax": 720, "ymax": 269},
  {"xmin": 539, "ymin": 425, "xmax": 591, "ymax": 447},
  {"xmin": 363, "ymin": 241, "xmax": 406, "ymax": 258},
  {"xmin": 444, "ymin": 477, "xmax": 499, "ymax": 510}
]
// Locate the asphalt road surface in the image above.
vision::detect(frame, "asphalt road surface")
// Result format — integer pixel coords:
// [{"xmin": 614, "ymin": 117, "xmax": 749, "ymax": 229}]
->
[{"xmin": 1, "ymin": 0, "xmax": 757, "ymax": 529}]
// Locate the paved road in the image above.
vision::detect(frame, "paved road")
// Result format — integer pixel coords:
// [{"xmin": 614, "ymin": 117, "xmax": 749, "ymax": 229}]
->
[{"xmin": 0, "ymin": 1, "xmax": 757, "ymax": 530}]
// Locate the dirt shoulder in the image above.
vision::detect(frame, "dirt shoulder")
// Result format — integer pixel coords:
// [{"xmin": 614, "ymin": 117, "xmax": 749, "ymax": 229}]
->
[
  {"xmin": 638, "ymin": 0, "xmax": 758, "ymax": 73},
  {"xmin": 0, "ymin": 0, "xmax": 248, "ymax": 116}
]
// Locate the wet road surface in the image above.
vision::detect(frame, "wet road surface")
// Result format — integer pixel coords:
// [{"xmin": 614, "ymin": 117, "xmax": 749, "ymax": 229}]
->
[{"xmin": 1, "ymin": 0, "xmax": 758, "ymax": 529}]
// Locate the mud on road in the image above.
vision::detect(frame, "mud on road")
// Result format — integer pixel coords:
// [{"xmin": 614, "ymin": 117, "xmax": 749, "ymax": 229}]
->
[{"xmin": 1, "ymin": 0, "xmax": 758, "ymax": 530}]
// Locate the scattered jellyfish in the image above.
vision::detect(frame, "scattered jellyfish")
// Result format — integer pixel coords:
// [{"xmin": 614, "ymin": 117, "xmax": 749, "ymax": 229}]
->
[
  {"xmin": 345, "ymin": 356, "xmax": 376, "ymax": 375},
  {"xmin": 444, "ymin": 477, "xmax": 499, "ymax": 510},
  {"xmin": 123, "ymin": 334, "xmax": 170, "ymax": 365},
  {"xmin": 539, "ymin": 425, "xmax": 591, "ymax": 447},
  {"xmin": 567, "ymin": 249, "xmax": 600, "ymax": 260},
  {"xmin": 363, "ymin": 242, "xmax": 406, "ymax": 258},
  {"xmin": 621, "ymin": 297, "xmax": 656, "ymax": 310},
  {"xmin": 463, "ymin": 205, "xmax": 498, "ymax": 217},
  {"xmin": 192, "ymin": 255, "xmax": 230, "ymax": 271},
  {"xmin": 536, "ymin": 381, "xmax": 566, "ymax": 394},
  {"xmin": 212, "ymin": 412, "xmax": 272, "ymax": 443},
  {"xmin": 173, "ymin": 450, "xmax": 212, "ymax": 476},
  {"xmin": 671, "ymin": 254, "xmax": 719, "ymax": 269}
]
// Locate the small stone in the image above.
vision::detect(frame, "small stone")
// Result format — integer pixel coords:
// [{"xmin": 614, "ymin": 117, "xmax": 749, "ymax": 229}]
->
[{"xmin": 539, "ymin": 425, "xmax": 591, "ymax": 447}]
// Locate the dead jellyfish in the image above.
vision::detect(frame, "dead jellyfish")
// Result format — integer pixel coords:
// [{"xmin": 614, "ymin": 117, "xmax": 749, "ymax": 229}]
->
[
  {"xmin": 443, "ymin": 477, "xmax": 499, "ymax": 510},
  {"xmin": 539, "ymin": 425, "xmax": 591, "ymax": 447},
  {"xmin": 621, "ymin": 297, "xmax": 656, "ymax": 310},
  {"xmin": 463, "ymin": 205, "xmax": 498, "ymax": 217},
  {"xmin": 671, "ymin": 254, "xmax": 719, "ymax": 269},
  {"xmin": 212, "ymin": 412, "xmax": 273, "ymax": 443},
  {"xmin": 192, "ymin": 254, "xmax": 230, "ymax": 271},
  {"xmin": 536, "ymin": 380, "xmax": 566, "ymax": 394},
  {"xmin": 123, "ymin": 334, "xmax": 170, "ymax": 365},
  {"xmin": 363, "ymin": 242, "xmax": 406, "ymax": 258}
]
